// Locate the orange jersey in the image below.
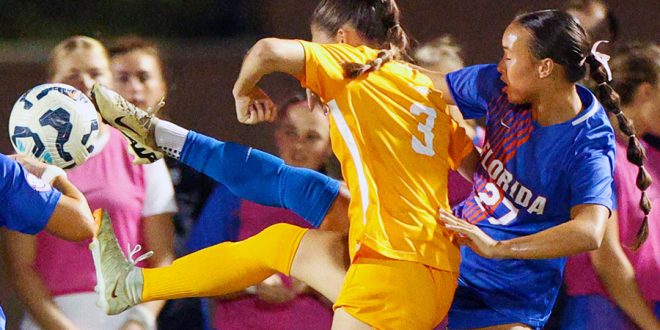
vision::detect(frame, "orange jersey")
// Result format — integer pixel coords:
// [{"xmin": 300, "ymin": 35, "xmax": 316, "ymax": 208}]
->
[{"xmin": 298, "ymin": 41, "xmax": 472, "ymax": 272}]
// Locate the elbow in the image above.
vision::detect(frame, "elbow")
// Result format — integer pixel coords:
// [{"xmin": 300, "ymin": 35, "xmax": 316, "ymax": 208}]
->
[
  {"xmin": 78, "ymin": 209, "xmax": 96, "ymax": 240},
  {"xmin": 584, "ymin": 234, "xmax": 603, "ymax": 251},
  {"xmin": 69, "ymin": 205, "xmax": 95, "ymax": 241},
  {"xmin": 582, "ymin": 225, "xmax": 606, "ymax": 252},
  {"xmin": 570, "ymin": 205, "xmax": 609, "ymax": 253},
  {"xmin": 250, "ymin": 38, "xmax": 284, "ymax": 68}
]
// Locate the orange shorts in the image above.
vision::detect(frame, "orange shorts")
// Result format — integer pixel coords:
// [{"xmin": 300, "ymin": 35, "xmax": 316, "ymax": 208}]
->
[{"xmin": 334, "ymin": 246, "xmax": 458, "ymax": 329}]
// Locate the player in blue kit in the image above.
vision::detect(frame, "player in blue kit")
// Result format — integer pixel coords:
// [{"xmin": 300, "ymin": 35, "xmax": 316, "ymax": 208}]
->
[
  {"xmin": 434, "ymin": 10, "xmax": 652, "ymax": 329},
  {"xmin": 0, "ymin": 154, "xmax": 95, "ymax": 329}
]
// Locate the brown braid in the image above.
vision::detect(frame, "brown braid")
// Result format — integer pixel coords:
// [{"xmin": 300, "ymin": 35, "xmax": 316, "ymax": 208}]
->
[
  {"xmin": 586, "ymin": 55, "xmax": 653, "ymax": 250},
  {"xmin": 318, "ymin": 0, "xmax": 409, "ymax": 79},
  {"xmin": 343, "ymin": 48, "xmax": 395, "ymax": 78}
]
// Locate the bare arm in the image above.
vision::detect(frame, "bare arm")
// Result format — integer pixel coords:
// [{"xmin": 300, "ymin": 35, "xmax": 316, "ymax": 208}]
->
[
  {"xmin": 439, "ymin": 204, "xmax": 610, "ymax": 259},
  {"xmin": 590, "ymin": 213, "xmax": 660, "ymax": 330},
  {"xmin": 496, "ymin": 204, "xmax": 609, "ymax": 258},
  {"xmin": 411, "ymin": 65, "xmax": 454, "ymax": 105},
  {"xmin": 233, "ymin": 38, "xmax": 306, "ymax": 124},
  {"xmin": 1, "ymin": 229, "xmax": 79, "ymax": 330},
  {"xmin": 46, "ymin": 175, "xmax": 95, "ymax": 241}
]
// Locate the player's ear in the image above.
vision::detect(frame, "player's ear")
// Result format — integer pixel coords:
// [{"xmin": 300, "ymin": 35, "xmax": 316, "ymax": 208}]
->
[
  {"xmin": 538, "ymin": 58, "xmax": 554, "ymax": 79},
  {"xmin": 335, "ymin": 28, "xmax": 347, "ymax": 44}
]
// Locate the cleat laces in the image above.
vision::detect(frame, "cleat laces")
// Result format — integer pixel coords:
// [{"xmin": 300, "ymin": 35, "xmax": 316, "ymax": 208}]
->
[{"xmin": 127, "ymin": 244, "xmax": 154, "ymax": 266}]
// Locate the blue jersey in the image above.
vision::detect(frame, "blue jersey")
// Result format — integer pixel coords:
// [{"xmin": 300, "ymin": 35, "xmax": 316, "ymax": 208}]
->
[
  {"xmin": 446, "ymin": 65, "xmax": 616, "ymax": 328},
  {"xmin": 0, "ymin": 154, "xmax": 61, "ymax": 234}
]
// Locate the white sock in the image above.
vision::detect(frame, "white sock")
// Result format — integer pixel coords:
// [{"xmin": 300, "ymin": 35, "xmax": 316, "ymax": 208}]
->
[
  {"xmin": 153, "ymin": 119, "xmax": 188, "ymax": 159},
  {"xmin": 126, "ymin": 266, "xmax": 144, "ymax": 305}
]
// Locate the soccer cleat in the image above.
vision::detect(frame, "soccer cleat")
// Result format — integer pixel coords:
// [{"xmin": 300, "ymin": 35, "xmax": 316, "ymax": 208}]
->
[
  {"xmin": 91, "ymin": 84, "xmax": 163, "ymax": 164},
  {"xmin": 89, "ymin": 209, "xmax": 153, "ymax": 315}
]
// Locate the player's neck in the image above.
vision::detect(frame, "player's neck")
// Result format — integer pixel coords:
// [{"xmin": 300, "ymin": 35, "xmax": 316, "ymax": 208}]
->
[{"xmin": 532, "ymin": 83, "xmax": 581, "ymax": 126}]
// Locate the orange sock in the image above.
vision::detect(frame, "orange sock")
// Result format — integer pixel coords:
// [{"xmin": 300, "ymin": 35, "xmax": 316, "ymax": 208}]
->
[{"xmin": 142, "ymin": 223, "xmax": 307, "ymax": 301}]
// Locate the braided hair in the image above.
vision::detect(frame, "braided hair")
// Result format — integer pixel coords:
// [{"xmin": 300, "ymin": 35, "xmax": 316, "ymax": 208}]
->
[
  {"xmin": 311, "ymin": 0, "xmax": 409, "ymax": 79},
  {"xmin": 608, "ymin": 42, "xmax": 659, "ymax": 248},
  {"xmin": 516, "ymin": 10, "xmax": 652, "ymax": 249}
]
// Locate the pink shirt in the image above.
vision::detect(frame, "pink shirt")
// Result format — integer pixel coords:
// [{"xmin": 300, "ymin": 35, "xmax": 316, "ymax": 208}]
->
[
  {"xmin": 213, "ymin": 200, "xmax": 333, "ymax": 330},
  {"xmin": 34, "ymin": 128, "xmax": 147, "ymax": 296},
  {"xmin": 448, "ymin": 170, "xmax": 472, "ymax": 207},
  {"xmin": 565, "ymin": 137, "xmax": 660, "ymax": 302}
]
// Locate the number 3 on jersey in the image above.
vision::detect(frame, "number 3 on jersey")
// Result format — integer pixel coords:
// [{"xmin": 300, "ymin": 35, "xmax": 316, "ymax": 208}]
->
[{"xmin": 410, "ymin": 103, "xmax": 436, "ymax": 156}]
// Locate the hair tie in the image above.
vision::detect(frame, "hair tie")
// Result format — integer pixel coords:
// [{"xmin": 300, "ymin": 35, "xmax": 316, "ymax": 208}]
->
[
  {"xmin": 579, "ymin": 55, "xmax": 589, "ymax": 67},
  {"xmin": 615, "ymin": 111, "xmax": 625, "ymax": 118},
  {"xmin": 590, "ymin": 40, "xmax": 613, "ymax": 82},
  {"xmin": 372, "ymin": 57, "xmax": 383, "ymax": 67}
]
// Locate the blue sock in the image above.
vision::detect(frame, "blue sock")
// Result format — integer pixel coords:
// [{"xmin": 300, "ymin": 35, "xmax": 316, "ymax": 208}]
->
[{"xmin": 179, "ymin": 131, "xmax": 340, "ymax": 227}]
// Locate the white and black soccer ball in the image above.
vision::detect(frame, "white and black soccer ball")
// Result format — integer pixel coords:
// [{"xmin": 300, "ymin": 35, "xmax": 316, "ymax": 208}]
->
[{"xmin": 9, "ymin": 83, "xmax": 99, "ymax": 169}]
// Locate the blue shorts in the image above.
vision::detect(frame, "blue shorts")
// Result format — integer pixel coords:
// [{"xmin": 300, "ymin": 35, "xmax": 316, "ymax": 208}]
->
[
  {"xmin": 448, "ymin": 281, "xmax": 543, "ymax": 330},
  {"xmin": 561, "ymin": 295, "xmax": 660, "ymax": 330}
]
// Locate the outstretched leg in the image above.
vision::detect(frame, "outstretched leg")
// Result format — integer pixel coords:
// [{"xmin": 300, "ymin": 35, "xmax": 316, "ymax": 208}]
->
[
  {"xmin": 92, "ymin": 84, "xmax": 341, "ymax": 228},
  {"xmin": 91, "ymin": 210, "xmax": 348, "ymax": 315}
]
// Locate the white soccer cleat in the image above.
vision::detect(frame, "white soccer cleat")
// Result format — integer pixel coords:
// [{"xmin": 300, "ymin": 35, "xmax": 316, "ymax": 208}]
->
[
  {"xmin": 89, "ymin": 209, "xmax": 152, "ymax": 315},
  {"xmin": 91, "ymin": 84, "xmax": 163, "ymax": 164}
]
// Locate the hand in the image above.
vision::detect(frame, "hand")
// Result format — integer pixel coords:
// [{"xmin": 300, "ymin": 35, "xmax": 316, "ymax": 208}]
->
[
  {"xmin": 254, "ymin": 274, "xmax": 297, "ymax": 304},
  {"xmin": 234, "ymin": 87, "xmax": 277, "ymax": 125},
  {"xmin": 9, "ymin": 154, "xmax": 49, "ymax": 178},
  {"xmin": 119, "ymin": 320, "xmax": 145, "ymax": 330},
  {"xmin": 438, "ymin": 209, "xmax": 503, "ymax": 258}
]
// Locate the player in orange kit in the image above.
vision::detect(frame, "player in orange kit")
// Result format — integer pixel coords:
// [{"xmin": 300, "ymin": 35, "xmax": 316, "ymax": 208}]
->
[{"xmin": 90, "ymin": 0, "xmax": 477, "ymax": 328}]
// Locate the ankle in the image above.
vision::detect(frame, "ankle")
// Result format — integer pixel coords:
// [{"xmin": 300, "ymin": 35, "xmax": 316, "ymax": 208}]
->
[
  {"xmin": 127, "ymin": 267, "xmax": 145, "ymax": 305},
  {"xmin": 153, "ymin": 119, "xmax": 188, "ymax": 159}
]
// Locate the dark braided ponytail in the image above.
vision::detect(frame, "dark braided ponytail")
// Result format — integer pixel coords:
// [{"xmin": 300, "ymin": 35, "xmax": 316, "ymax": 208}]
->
[
  {"xmin": 311, "ymin": 0, "xmax": 409, "ymax": 79},
  {"xmin": 586, "ymin": 52, "xmax": 653, "ymax": 249},
  {"xmin": 609, "ymin": 42, "xmax": 659, "ymax": 249},
  {"xmin": 517, "ymin": 10, "xmax": 653, "ymax": 249}
]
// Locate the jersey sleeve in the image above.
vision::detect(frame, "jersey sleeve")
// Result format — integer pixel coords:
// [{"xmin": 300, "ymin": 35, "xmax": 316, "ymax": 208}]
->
[
  {"xmin": 0, "ymin": 154, "xmax": 61, "ymax": 235},
  {"xmin": 298, "ymin": 40, "xmax": 374, "ymax": 102},
  {"xmin": 447, "ymin": 115, "xmax": 474, "ymax": 171},
  {"xmin": 142, "ymin": 159, "xmax": 178, "ymax": 217},
  {"xmin": 445, "ymin": 64, "xmax": 503, "ymax": 120},
  {"xmin": 568, "ymin": 149, "xmax": 616, "ymax": 212}
]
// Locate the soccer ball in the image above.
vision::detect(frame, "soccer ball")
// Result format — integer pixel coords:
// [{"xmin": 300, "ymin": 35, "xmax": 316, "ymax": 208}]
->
[{"xmin": 9, "ymin": 83, "xmax": 100, "ymax": 169}]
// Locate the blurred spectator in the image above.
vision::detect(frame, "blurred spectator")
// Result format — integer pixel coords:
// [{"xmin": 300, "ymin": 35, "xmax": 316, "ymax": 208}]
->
[
  {"xmin": 189, "ymin": 93, "xmax": 334, "ymax": 330},
  {"xmin": 109, "ymin": 36, "xmax": 213, "ymax": 330},
  {"xmin": 414, "ymin": 34, "xmax": 465, "ymax": 74},
  {"xmin": 4, "ymin": 36, "xmax": 177, "ymax": 330},
  {"xmin": 562, "ymin": 42, "xmax": 660, "ymax": 330},
  {"xmin": 109, "ymin": 36, "xmax": 216, "ymax": 257},
  {"xmin": 564, "ymin": 0, "xmax": 619, "ymax": 48}
]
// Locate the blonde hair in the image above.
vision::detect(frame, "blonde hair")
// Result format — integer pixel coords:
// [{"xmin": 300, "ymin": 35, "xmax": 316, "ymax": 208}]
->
[
  {"xmin": 414, "ymin": 34, "xmax": 465, "ymax": 72},
  {"xmin": 47, "ymin": 36, "xmax": 110, "ymax": 80}
]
